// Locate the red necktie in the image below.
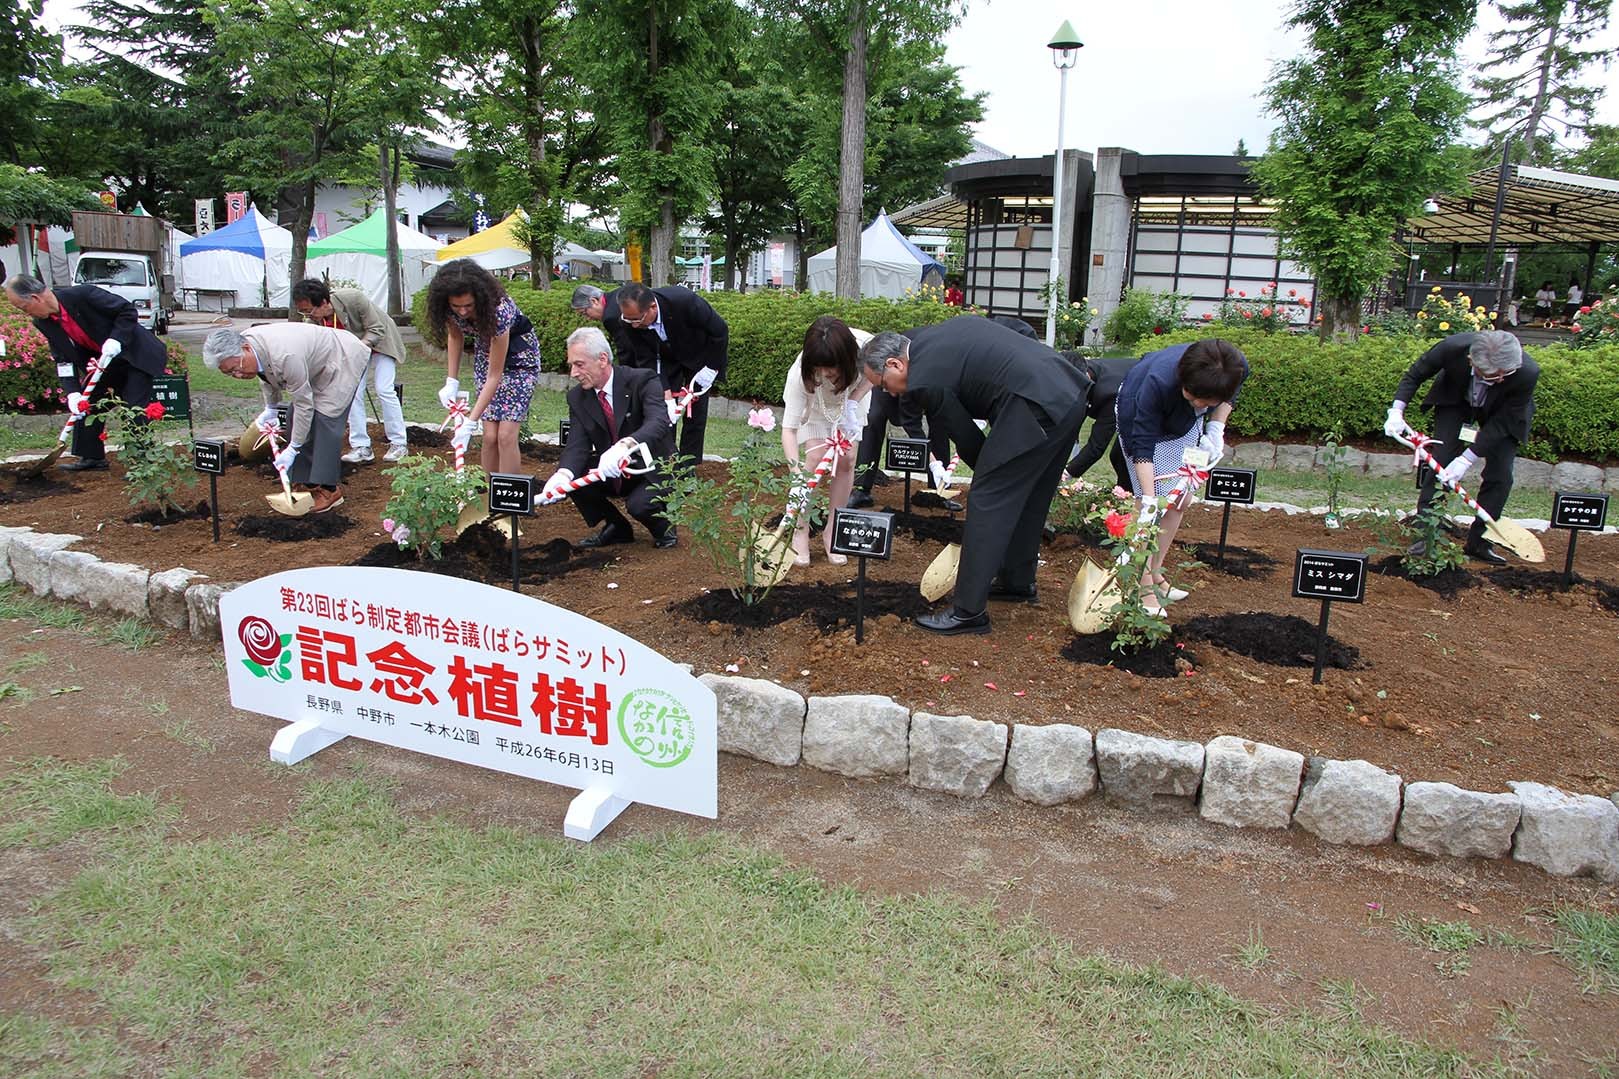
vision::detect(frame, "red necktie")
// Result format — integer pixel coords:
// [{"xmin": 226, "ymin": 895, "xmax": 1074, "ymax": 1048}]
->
[{"xmin": 598, "ymin": 389, "xmax": 616, "ymax": 440}]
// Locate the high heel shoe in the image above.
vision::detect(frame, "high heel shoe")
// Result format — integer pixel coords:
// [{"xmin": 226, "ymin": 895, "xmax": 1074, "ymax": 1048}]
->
[
  {"xmin": 1152, "ymin": 576, "xmax": 1189, "ymax": 603},
  {"xmin": 826, "ymin": 552, "xmax": 848, "ymax": 566},
  {"xmin": 1138, "ymin": 590, "xmax": 1168, "ymax": 617}
]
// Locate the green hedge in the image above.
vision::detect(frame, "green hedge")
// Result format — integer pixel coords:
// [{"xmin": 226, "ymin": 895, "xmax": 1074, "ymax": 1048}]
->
[
  {"xmin": 408, "ymin": 288, "xmax": 1619, "ymax": 463},
  {"xmin": 1148, "ymin": 327, "xmax": 1619, "ymax": 462}
]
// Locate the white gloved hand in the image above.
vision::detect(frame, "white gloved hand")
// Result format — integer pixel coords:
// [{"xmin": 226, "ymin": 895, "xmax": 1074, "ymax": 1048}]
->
[
  {"xmin": 1437, "ymin": 450, "xmax": 1477, "ymax": 486},
  {"xmin": 838, "ymin": 397, "xmax": 863, "ymax": 440},
  {"xmin": 273, "ymin": 445, "xmax": 298, "ymax": 474},
  {"xmin": 1383, "ymin": 404, "xmax": 1410, "ymax": 439},
  {"xmin": 99, "ymin": 337, "xmax": 122, "ymax": 361},
  {"xmin": 929, "ymin": 460, "xmax": 949, "ymax": 489},
  {"xmin": 540, "ymin": 469, "xmax": 575, "ymax": 503},
  {"xmin": 1137, "ymin": 497, "xmax": 1158, "ymax": 525},
  {"xmin": 66, "ymin": 392, "xmax": 90, "ymax": 416},
  {"xmin": 787, "ymin": 481, "xmax": 811, "ymax": 514},
  {"xmin": 596, "ymin": 440, "xmax": 633, "ymax": 479},
  {"xmin": 437, "ymin": 377, "xmax": 460, "ymax": 409},
  {"xmin": 666, "ymin": 398, "xmax": 682, "ymax": 425},
  {"xmin": 689, "ymin": 366, "xmax": 718, "ymax": 395},
  {"xmin": 1199, "ymin": 420, "xmax": 1226, "ymax": 461},
  {"xmin": 255, "ymin": 407, "xmax": 279, "ymax": 432}
]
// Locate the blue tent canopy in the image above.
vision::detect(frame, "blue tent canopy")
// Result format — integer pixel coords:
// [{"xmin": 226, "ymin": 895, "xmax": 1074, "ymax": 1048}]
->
[{"xmin": 179, "ymin": 206, "xmax": 286, "ymax": 258}]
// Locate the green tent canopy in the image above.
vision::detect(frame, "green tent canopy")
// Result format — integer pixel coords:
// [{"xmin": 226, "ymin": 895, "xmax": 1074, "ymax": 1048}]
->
[{"xmin": 308, "ymin": 207, "xmax": 442, "ymax": 257}]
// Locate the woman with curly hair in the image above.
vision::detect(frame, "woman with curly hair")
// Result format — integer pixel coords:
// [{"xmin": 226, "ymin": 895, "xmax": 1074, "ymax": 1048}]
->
[{"xmin": 427, "ymin": 259, "xmax": 540, "ymax": 475}]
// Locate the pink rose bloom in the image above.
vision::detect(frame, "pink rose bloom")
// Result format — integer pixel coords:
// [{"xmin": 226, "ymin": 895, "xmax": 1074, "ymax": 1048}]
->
[
  {"xmin": 382, "ymin": 517, "xmax": 396, "ymax": 532},
  {"xmin": 746, "ymin": 407, "xmax": 776, "ymax": 432}
]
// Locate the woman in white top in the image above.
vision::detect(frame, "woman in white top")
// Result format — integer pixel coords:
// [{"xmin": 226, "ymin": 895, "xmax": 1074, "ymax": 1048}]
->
[
  {"xmin": 1564, "ymin": 278, "xmax": 1584, "ymax": 322},
  {"xmin": 780, "ymin": 316, "xmax": 873, "ymax": 566},
  {"xmin": 1532, "ymin": 281, "xmax": 1556, "ymax": 324}
]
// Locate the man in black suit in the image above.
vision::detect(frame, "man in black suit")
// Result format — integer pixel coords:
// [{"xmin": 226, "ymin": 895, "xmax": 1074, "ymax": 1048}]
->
[
  {"xmin": 1385, "ymin": 330, "xmax": 1539, "ymax": 565},
  {"xmin": 861, "ymin": 316, "xmax": 1091, "ymax": 635},
  {"xmin": 846, "ymin": 386, "xmax": 952, "ymax": 508},
  {"xmin": 570, "ymin": 283, "xmax": 631, "ymax": 355},
  {"xmin": 542, "ymin": 326, "xmax": 677, "ymax": 549},
  {"xmin": 1062, "ymin": 353, "xmax": 1137, "ymax": 490},
  {"xmin": 4, "ymin": 273, "xmax": 168, "ymax": 470},
  {"xmin": 615, "ymin": 281, "xmax": 728, "ymax": 464}
]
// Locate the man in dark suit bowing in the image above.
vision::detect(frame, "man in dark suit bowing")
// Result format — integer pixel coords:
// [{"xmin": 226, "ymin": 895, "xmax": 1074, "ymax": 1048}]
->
[
  {"xmin": 569, "ymin": 283, "xmax": 631, "ymax": 356},
  {"xmin": 615, "ymin": 281, "xmax": 728, "ymax": 465},
  {"xmin": 542, "ymin": 326, "xmax": 678, "ymax": 549},
  {"xmin": 1384, "ymin": 330, "xmax": 1540, "ymax": 565},
  {"xmin": 1062, "ymin": 353, "xmax": 1137, "ymax": 490},
  {"xmin": 4, "ymin": 273, "xmax": 169, "ymax": 471},
  {"xmin": 861, "ymin": 316, "xmax": 1092, "ymax": 635}
]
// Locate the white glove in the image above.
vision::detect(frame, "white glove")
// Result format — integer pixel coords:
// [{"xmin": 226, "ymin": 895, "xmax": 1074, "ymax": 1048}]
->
[
  {"xmin": 666, "ymin": 398, "xmax": 682, "ymax": 425},
  {"xmin": 1437, "ymin": 451, "xmax": 1477, "ymax": 486},
  {"xmin": 1199, "ymin": 420, "xmax": 1225, "ymax": 461},
  {"xmin": 690, "ymin": 366, "xmax": 718, "ymax": 395},
  {"xmin": 273, "ymin": 445, "xmax": 298, "ymax": 474},
  {"xmin": 596, "ymin": 441, "xmax": 634, "ymax": 479},
  {"xmin": 437, "ymin": 377, "xmax": 460, "ymax": 409},
  {"xmin": 449, "ymin": 422, "xmax": 471, "ymax": 456},
  {"xmin": 255, "ymin": 407, "xmax": 279, "ymax": 432},
  {"xmin": 1383, "ymin": 404, "xmax": 1410, "ymax": 440},
  {"xmin": 929, "ymin": 460, "xmax": 949, "ymax": 489},
  {"xmin": 1137, "ymin": 497, "xmax": 1158, "ymax": 525},
  {"xmin": 541, "ymin": 469, "xmax": 574, "ymax": 503},
  {"xmin": 99, "ymin": 337, "xmax": 122, "ymax": 361},
  {"xmin": 67, "ymin": 392, "xmax": 90, "ymax": 416},
  {"xmin": 839, "ymin": 397, "xmax": 863, "ymax": 439},
  {"xmin": 787, "ymin": 481, "xmax": 811, "ymax": 514}
]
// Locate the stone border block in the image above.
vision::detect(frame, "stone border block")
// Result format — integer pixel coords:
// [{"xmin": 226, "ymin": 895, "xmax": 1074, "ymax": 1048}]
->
[
  {"xmin": 1552, "ymin": 461, "xmax": 1605, "ymax": 493},
  {"xmin": 908, "ymin": 712, "xmax": 1007, "ymax": 798},
  {"xmin": 54, "ymin": 553, "xmax": 150, "ymax": 617},
  {"xmin": 149, "ymin": 568, "xmax": 206, "ymax": 631},
  {"xmin": 1397, "ymin": 782, "xmax": 1520, "ymax": 860},
  {"xmin": 1199, "ymin": 735, "xmax": 1304, "ymax": 830},
  {"xmin": 0, "ymin": 526, "xmax": 32, "ymax": 584},
  {"xmin": 1004, "ymin": 723, "xmax": 1096, "ymax": 806},
  {"xmin": 1273, "ymin": 444, "xmax": 1317, "ymax": 471},
  {"xmin": 1227, "ymin": 441, "xmax": 1276, "ymax": 470},
  {"xmin": 1509, "ymin": 781, "xmax": 1619, "ymax": 882},
  {"xmin": 1513, "ymin": 458, "xmax": 1553, "ymax": 489},
  {"xmin": 1364, "ymin": 452, "xmax": 1412, "ymax": 479},
  {"xmin": 1293, "ymin": 758, "xmax": 1402, "ymax": 845},
  {"xmin": 8, "ymin": 533, "xmax": 81, "ymax": 596},
  {"xmin": 700, "ymin": 674, "xmax": 805, "ymax": 767},
  {"xmin": 802, "ymin": 694, "xmax": 909, "ymax": 778},
  {"xmin": 1315, "ymin": 446, "xmax": 1368, "ymax": 473},
  {"xmin": 186, "ymin": 582, "xmax": 236, "ymax": 642},
  {"xmin": 1094, "ymin": 728, "xmax": 1204, "ymax": 807}
]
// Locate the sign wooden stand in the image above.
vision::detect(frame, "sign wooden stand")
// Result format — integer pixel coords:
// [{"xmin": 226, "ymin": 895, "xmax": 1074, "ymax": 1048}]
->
[
  {"xmin": 831, "ymin": 508, "xmax": 895, "ymax": 642},
  {"xmin": 1292, "ymin": 549, "xmax": 1367, "ymax": 685}
]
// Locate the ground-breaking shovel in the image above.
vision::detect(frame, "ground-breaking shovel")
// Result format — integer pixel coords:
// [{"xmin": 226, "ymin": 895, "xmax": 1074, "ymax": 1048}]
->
[
  {"xmin": 19, "ymin": 356, "xmax": 112, "ymax": 480},
  {"xmin": 746, "ymin": 437, "xmax": 845, "ymax": 590},
  {"xmin": 1396, "ymin": 430, "xmax": 1544, "ymax": 563},
  {"xmin": 538, "ymin": 443, "xmax": 655, "ymax": 505},
  {"xmin": 257, "ymin": 424, "xmax": 314, "ymax": 517}
]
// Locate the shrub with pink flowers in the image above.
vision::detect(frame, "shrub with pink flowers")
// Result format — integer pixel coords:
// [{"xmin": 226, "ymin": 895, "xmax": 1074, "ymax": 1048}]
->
[
  {"xmin": 1569, "ymin": 287, "xmax": 1618, "ymax": 350},
  {"xmin": 1, "ymin": 306, "xmax": 191, "ymax": 413},
  {"xmin": 1212, "ymin": 283, "xmax": 1309, "ymax": 333}
]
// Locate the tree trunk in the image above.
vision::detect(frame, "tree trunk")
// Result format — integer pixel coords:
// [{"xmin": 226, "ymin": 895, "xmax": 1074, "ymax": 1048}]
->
[
  {"xmin": 725, "ymin": 230, "xmax": 739, "ymax": 291},
  {"xmin": 517, "ymin": 14, "xmax": 553, "ymax": 290},
  {"xmin": 793, "ymin": 212, "xmax": 808, "ymax": 289},
  {"xmin": 1315, "ymin": 293, "xmax": 1362, "ymax": 342},
  {"xmin": 381, "ymin": 143, "xmax": 403, "ymax": 316},
  {"xmin": 651, "ymin": 200, "xmax": 675, "ymax": 286},
  {"xmin": 288, "ymin": 176, "xmax": 317, "ymax": 317},
  {"xmin": 645, "ymin": 6, "xmax": 674, "ymax": 286},
  {"xmin": 834, "ymin": 0, "xmax": 868, "ymax": 299},
  {"xmin": 1521, "ymin": 21, "xmax": 1560, "ymax": 166}
]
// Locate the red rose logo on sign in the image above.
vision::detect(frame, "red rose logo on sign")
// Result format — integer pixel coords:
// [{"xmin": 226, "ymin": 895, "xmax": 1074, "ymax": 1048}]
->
[{"xmin": 239, "ymin": 616, "xmax": 292, "ymax": 682}]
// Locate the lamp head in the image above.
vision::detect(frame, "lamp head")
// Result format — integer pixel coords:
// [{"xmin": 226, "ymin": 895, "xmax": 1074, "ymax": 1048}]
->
[
  {"xmin": 1048, "ymin": 20, "xmax": 1082, "ymax": 69},
  {"xmin": 1422, "ymin": 197, "xmax": 1440, "ymax": 214}
]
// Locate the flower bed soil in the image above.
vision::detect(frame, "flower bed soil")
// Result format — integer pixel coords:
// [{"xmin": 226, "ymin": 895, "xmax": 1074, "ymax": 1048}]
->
[{"xmin": 6, "ymin": 431, "xmax": 1619, "ymax": 797}]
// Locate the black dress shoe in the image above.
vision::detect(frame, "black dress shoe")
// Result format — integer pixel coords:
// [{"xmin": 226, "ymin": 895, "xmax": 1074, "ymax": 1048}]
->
[
  {"xmin": 1463, "ymin": 540, "xmax": 1508, "ymax": 566},
  {"xmin": 987, "ymin": 581, "xmax": 1038, "ymax": 603},
  {"xmin": 846, "ymin": 490, "xmax": 875, "ymax": 509},
  {"xmin": 60, "ymin": 458, "xmax": 109, "ymax": 471},
  {"xmin": 1407, "ymin": 539, "xmax": 1428, "ymax": 558},
  {"xmin": 653, "ymin": 527, "xmax": 678, "ymax": 549},
  {"xmin": 577, "ymin": 524, "xmax": 633, "ymax": 548},
  {"xmin": 915, "ymin": 608, "xmax": 991, "ymax": 635}
]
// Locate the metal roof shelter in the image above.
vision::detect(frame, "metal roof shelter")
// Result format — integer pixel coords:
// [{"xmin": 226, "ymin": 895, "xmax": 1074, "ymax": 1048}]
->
[{"xmin": 1406, "ymin": 165, "xmax": 1619, "ymax": 245}]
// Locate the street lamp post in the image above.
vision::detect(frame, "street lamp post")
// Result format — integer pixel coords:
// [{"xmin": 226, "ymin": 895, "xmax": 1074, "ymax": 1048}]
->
[{"xmin": 1046, "ymin": 21, "xmax": 1083, "ymax": 349}]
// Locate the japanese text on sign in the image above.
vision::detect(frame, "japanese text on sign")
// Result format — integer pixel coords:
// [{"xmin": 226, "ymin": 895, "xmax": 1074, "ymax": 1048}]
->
[
  {"xmin": 830, "ymin": 509, "xmax": 894, "ymax": 560},
  {"xmin": 1291, "ymin": 549, "xmax": 1366, "ymax": 603},
  {"xmin": 885, "ymin": 438, "xmax": 929, "ymax": 473},
  {"xmin": 1552, "ymin": 492, "xmax": 1608, "ymax": 532}
]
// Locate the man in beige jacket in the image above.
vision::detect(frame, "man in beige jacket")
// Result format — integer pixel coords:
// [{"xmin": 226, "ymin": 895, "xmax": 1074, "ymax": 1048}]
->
[
  {"xmin": 202, "ymin": 323, "xmax": 370, "ymax": 513},
  {"xmin": 292, "ymin": 279, "xmax": 409, "ymax": 463}
]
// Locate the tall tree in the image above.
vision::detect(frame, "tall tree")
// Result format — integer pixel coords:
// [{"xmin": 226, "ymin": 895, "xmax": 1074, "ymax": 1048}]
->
[
  {"xmin": 758, "ymin": 0, "xmax": 963, "ymax": 298},
  {"xmin": 1472, "ymin": 0, "xmax": 1614, "ymax": 166},
  {"xmin": 1252, "ymin": 0, "xmax": 1476, "ymax": 340},
  {"xmin": 2, "ymin": 0, "xmax": 57, "ymax": 170}
]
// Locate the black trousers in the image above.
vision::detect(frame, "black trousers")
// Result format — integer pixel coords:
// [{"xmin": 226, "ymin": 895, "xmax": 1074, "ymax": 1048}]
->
[
  {"xmin": 954, "ymin": 398, "xmax": 1086, "ymax": 614},
  {"xmin": 569, "ymin": 473, "xmax": 671, "ymax": 540},
  {"xmin": 70, "ymin": 361, "xmax": 155, "ymax": 461},
  {"xmin": 286, "ymin": 409, "xmax": 348, "ymax": 489},
  {"xmin": 1066, "ymin": 415, "xmax": 1131, "ymax": 489},
  {"xmin": 662, "ymin": 368, "xmax": 710, "ymax": 464},
  {"xmin": 854, "ymin": 387, "xmax": 950, "ymax": 492},
  {"xmin": 1415, "ymin": 406, "xmax": 1517, "ymax": 544}
]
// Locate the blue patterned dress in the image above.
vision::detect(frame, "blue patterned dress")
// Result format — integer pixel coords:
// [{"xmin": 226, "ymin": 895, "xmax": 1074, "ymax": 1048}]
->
[{"xmin": 453, "ymin": 295, "xmax": 540, "ymax": 422}]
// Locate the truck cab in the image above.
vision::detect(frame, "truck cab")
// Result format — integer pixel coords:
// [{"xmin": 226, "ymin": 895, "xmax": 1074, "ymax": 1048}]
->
[{"xmin": 73, "ymin": 250, "xmax": 170, "ymax": 334}]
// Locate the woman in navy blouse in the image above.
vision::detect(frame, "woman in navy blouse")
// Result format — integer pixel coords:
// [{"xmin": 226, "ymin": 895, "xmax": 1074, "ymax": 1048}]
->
[{"xmin": 1114, "ymin": 338, "xmax": 1248, "ymax": 613}]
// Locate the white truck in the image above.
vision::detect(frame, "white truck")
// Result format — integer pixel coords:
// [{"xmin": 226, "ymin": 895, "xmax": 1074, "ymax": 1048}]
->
[{"xmin": 69, "ymin": 211, "xmax": 175, "ymax": 335}]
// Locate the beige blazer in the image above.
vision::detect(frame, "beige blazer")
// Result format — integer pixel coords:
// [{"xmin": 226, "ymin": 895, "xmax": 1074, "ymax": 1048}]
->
[
  {"xmin": 246, "ymin": 322, "xmax": 371, "ymax": 448},
  {"xmin": 328, "ymin": 287, "xmax": 407, "ymax": 362}
]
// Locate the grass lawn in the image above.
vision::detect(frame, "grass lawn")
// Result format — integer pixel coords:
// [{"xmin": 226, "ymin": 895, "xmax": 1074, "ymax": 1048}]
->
[{"xmin": 0, "ymin": 757, "xmax": 1512, "ymax": 1079}]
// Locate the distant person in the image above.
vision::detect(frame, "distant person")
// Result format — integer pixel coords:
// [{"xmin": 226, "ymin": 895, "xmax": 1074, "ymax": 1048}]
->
[
  {"xmin": 944, "ymin": 278, "xmax": 965, "ymax": 307},
  {"xmin": 426, "ymin": 259, "xmax": 541, "ymax": 477},
  {"xmin": 1383, "ymin": 330, "xmax": 1538, "ymax": 565},
  {"xmin": 780, "ymin": 317, "xmax": 872, "ymax": 566},
  {"xmin": 203, "ymin": 323, "xmax": 370, "ymax": 514},
  {"xmin": 1564, "ymin": 277, "xmax": 1583, "ymax": 323},
  {"xmin": 4, "ymin": 273, "xmax": 167, "ymax": 471},
  {"xmin": 1062, "ymin": 353, "xmax": 1137, "ymax": 490},
  {"xmin": 616, "ymin": 282, "xmax": 728, "ymax": 465},
  {"xmin": 570, "ymin": 283, "xmax": 630, "ymax": 354},
  {"xmin": 543, "ymin": 326, "xmax": 676, "ymax": 549},
  {"xmin": 292, "ymin": 278, "xmax": 408, "ymax": 464},
  {"xmin": 1532, "ymin": 281, "xmax": 1556, "ymax": 324}
]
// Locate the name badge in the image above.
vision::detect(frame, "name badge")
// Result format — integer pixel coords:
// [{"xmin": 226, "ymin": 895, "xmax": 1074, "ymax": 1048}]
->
[
  {"xmin": 1458, "ymin": 424, "xmax": 1479, "ymax": 444},
  {"xmin": 1181, "ymin": 446, "xmax": 1211, "ymax": 470},
  {"xmin": 56, "ymin": 363, "xmax": 75, "ymax": 378}
]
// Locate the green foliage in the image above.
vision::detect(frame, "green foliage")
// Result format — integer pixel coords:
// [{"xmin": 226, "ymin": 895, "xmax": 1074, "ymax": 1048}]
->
[
  {"xmin": 1252, "ymin": 1, "xmax": 1475, "ymax": 338},
  {"xmin": 380, "ymin": 454, "xmax": 487, "ymax": 560},
  {"xmin": 1047, "ymin": 478, "xmax": 1131, "ymax": 543},
  {"xmin": 1102, "ymin": 510, "xmax": 1171, "ymax": 653},
  {"xmin": 1038, "ymin": 279, "xmax": 1093, "ymax": 350},
  {"xmin": 0, "ymin": 163, "xmax": 101, "ymax": 226},
  {"xmin": 1550, "ymin": 905, "xmax": 1619, "ymax": 994},
  {"xmin": 1, "ymin": 320, "xmax": 189, "ymax": 414},
  {"xmin": 96, "ymin": 398, "xmax": 198, "ymax": 516},
  {"xmin": 1103, "ymin": 287, "xmax": 1188, "ymax": 349},
  {"xmin": 657, "ymin": 423, "xmax": 822, "ymax": 606},
  {"xmin": 1363, "ymin": 496, "xmax": 1464, "ymax": 577},
  {"xmin": 1413, "ymin": 285, "xmax": 1496, "ymax": 337},
  {"xmin": 1320, "ymin": 421, "xmax": 1348, "ymax": 522},
  {"xmin": 1471, "ymin": 0, "xmax": 1614, "ymax": 167}
]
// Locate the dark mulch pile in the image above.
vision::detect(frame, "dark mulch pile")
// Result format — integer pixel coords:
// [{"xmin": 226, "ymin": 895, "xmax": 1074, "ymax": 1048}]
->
[
  {"xmin": 235, "ymin": 512, "xmax": 356, "ymax": 541},
  {"xmin": 1372, "ymin": 555, "xmax": 1480, "ymax": 599},
  {"xmin": 519, "ymin": 440, "xmax": 562, "ymax": 464},
  {"xmin": 1487, "ymin": 566, "xmax": 1619, "ymax": 616},
  {"xmin": 1060, "ymin": 634, "xmax": 1196, "ymax": 679},
  {"xmin": 126, "ymin": 500, "xmax": 211, "ymax": 526},
  {"xmin": 1181, "ymin": 612, "xmax": 1364, "ymax": 670},
  {"xmin": 1189, "ymin": 543, "xmax": 1278, "ymax": 580},
  {"xmin": 877, "ymin": 507, "xmax": 964, "ymax": 546},
  {"xmin": 0, "ymin": 472, "xmax": 78, "ymax": 505},
  {"xmin": 671, "ymin": 580, "xmax": 934, "ymax": 634},
  {"xmin": 353, "ymin": 525, "xmax": 611, "ymax": 585}
]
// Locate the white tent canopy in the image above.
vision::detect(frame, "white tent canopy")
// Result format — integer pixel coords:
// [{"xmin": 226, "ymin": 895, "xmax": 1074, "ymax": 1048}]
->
[
  {"xmin": 305, "ymin": 208, "xmax": 444, "ymax": 308},
  {"xmin": 806, "ymin": 210, "xmax": 946, "ymax": 299},
  {"xmin": 178, "ymin": 204, "xmax": 294, "ymax": 307}
]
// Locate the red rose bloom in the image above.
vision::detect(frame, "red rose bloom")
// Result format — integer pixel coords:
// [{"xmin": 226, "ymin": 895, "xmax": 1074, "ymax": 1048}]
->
[
  {"xmin": 1104, "ymin": 511, "xmax": 1129, "ymax": 538},
  {"xmin": 144, "ymin": 402, "xmax": 166, "ymax": 420},
  {"xmin": 1261, "ymin": 307, "xmax": 1273, "ymax": 317}
]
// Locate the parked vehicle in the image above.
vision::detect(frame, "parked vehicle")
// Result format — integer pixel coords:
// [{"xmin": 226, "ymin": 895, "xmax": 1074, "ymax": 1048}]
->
[{"xmin": 73, "ymin": 251, "xmax": 169, "ymax": 334}]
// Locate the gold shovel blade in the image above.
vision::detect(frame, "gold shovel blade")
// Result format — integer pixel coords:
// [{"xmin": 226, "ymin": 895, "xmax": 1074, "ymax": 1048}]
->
[
  {"xmin": 1483, "ymin": 517, "xmax": 1545, "ymax": 563},
  {"xmin": 743, "ymin": 523, "xmax": 796, "ymax": 589},
  {"xmin": 265, "ymin": 490, "xmax": 315, "ymax": 517},
  {"xmin": 1068, "ymin": 558, "xmax": 1121, "ymax": 634},
  {"xmin": 238, "ymin": 422, "xmax": 272, "ymax": 463},
  {"xmin": 920, "ymin": 543, "xmax": 961, "ymax": 602},
  {"xmin": 17, "ymin": 443, "xmax": 66, "ymax": 481},
  {"xmin": 455, "ymin": 500, "xmax": 489, "ymax": 535}
]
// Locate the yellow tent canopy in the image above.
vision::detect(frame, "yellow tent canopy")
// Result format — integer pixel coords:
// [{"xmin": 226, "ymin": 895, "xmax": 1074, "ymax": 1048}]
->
[{"xmin": 436, "ymin": 209, "xmax": 531, "ymax": 270}]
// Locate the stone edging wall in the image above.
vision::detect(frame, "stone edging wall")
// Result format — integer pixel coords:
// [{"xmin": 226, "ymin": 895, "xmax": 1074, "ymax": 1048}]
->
[{"xmin": 3, "ymin": 524, "xmax": 1615, "ymax": 884}]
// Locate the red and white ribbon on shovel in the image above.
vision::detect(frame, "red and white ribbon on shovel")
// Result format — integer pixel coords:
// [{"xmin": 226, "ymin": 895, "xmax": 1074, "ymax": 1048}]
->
[
  {"xmin": 1396, "ymin": 431, "xmax": 1494, "ymax": 526},
  {"xmin": 538, "ymin": 444, "xmax": 655, "ymax": 505},
  {"xmin": 936, "ymin": 452, "xmax": 962, "ymax": 494},
  {"xmin": 784, "ymin": 433, "xmax": 849, "ymax": 521},
  {"xmin": 672, "ymin": 383, "xmax": 709, "ymax": 420},
  {"xmin": 53, "ymin": 357, "xmax": 106, "ymax": 445},
  {"xmin": 440, "ymin": 397, "xmax": 472, "ymax": 473}
]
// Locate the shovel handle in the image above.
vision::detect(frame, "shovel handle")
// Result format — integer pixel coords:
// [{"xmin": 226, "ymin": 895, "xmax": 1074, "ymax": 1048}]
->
[
  {"xmin": 538, "ymin": 445, "xmax": 653, "ymax": 505},
  {"xmin": 54, "ymin": 357, "xmax": 113, "ymax": 445},
  {"xmin": 1395, "ymin": 432, "xmax": 1495, "ymax": 523},
  {"xmin": 782, "ymin": 439, "xmax": 842, "ymax": 526}
]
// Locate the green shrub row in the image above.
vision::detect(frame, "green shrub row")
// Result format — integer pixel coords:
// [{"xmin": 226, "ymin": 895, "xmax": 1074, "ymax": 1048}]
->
[
  {"xmin": 408, "ymin": 286, "xmax": 1619, "ymax": 463},
  {"xmin": 1, "ymin": 307, "xmax": 191, "ymax": 415}
]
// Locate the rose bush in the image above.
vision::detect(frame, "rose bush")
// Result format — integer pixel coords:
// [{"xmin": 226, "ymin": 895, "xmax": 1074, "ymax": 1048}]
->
[{"xmin": 0, "ymin": 307, "xmax": 192, "ymax": 413}]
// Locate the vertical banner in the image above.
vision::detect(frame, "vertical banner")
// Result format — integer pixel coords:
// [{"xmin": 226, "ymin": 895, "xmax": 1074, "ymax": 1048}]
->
[
  {"xmin": 769, "ymin": 242, "xmax": 785, "ymax": 287},
  {"xmin": 700, "ymin": 252, "xmax": 712, "ymax": 290},
  {"xmin": 314, "ymin": 212, "xmax": 329, "ymax": 239},
  {"xmin": 225, "ymin": 192, "xmax": 248, "ymax": 223},
  {"xmin": 626, "ymin": 240, "xmax": 643, "ymax": 284},
  {"xmin": 194, "ymin": 199, "xmax": 216, "ymax": 235}
]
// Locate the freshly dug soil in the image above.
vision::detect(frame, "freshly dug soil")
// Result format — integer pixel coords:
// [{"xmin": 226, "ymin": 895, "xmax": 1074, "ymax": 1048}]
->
[
  {"xmin": 1060, "ymin": 633, "xmax": 1196, "ymax": 679},
  {"xmin": 353, "ymin": 525, "xmax": 611, "ymax": 585},
  {"xmin": 1372, "ymin": 556, "xmax": 1481, "ymax": 599},
  {"xmin": 126, "ymin": 501, "xmax": 212, "ymax": 526},
  {"xmin": 8, "ymin": 441, "xmax": 1619, "ymax": 795},
  {"xmin": 1189, "ymin": 543, "xmax": 1278, "ymax": 580},
  {"xmin": 1181, "ymin": 612, "xmax": 1363, "ymax": 670},
  {"xmin": 673, "ymin": 579, "xmax": 935, "ymax": 634},
  {"xmin": 234, "ymin": 512, "xmax": 356, "ymax": 541},
  {"xmin": 0, "ymin": 470, "xmax": 77, "ymax": 506}
]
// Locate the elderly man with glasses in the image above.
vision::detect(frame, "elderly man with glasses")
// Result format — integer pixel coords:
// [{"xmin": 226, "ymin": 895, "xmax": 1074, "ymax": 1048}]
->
[
  {"xmin": 202, "ymin": 322, "xmax": 370, "ymax": 514},
  {"xmin": 4, "ymin": 272, "xmax": 169, "ymax": 471},
  {"xmin": 1384, "ymin": 329, "xmax": 1541, "ymax": 565}
]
